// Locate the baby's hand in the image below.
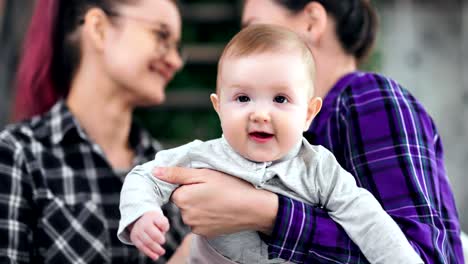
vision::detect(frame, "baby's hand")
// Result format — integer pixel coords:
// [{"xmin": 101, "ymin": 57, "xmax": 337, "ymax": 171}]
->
[{"xmin": 129, "ymin": 211, "xmax": 170, "ymax": 261}]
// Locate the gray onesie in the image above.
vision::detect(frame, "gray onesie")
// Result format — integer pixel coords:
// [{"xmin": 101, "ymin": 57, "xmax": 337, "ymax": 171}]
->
[{"xmin": 117, "ymin": 137, "xmax": 423, "ymax": 264}]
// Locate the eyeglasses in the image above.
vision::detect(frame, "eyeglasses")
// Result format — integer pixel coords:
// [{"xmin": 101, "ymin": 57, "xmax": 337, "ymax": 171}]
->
[
  {"xmin": 151, "ymin": 23, "xmax": 186, "ymax": 62},
  {"xmin": 80, "ymin": 8, "xmax": 186, "ymax": 64}
]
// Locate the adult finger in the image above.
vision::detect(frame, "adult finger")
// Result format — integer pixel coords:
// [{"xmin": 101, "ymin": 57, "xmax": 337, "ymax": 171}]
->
[{"xmin": 153, "ymin": 167, "xmax": 205, "ymax": 185}]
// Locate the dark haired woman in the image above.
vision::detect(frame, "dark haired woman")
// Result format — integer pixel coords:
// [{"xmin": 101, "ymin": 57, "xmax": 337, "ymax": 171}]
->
[{"xmin": 238, "ymin": 0, "xmax": 463, "ymax": 262}]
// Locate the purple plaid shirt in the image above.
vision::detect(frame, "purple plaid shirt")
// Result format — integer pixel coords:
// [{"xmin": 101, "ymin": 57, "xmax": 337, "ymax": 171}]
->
[{"xmin": 265, "ymin": 72, "xmax": 464, "ymax": 263}]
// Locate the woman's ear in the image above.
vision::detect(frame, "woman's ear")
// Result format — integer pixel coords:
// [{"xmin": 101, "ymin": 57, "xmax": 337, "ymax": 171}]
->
[
  {"xmin": 82, "ymin": 8, "xmax": 110, "ymax": 52},
  {"xmin": 304, "ymin": 96, "xmax": 322, "ymax": 131},
  {"xmin": 303, "ymin": 2, "xmax": 328, "ymax": 44}
]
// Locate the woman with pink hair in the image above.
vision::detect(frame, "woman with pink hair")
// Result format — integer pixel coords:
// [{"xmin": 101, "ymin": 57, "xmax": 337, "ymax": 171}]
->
[{"xmin": 0, "ymin": 0, "xmax": 188, "ymax": 262}]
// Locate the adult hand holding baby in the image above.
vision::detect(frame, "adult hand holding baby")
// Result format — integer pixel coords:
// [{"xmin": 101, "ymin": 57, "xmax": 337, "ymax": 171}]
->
[{"xmin": 153, "ymin": 167, "xmax": 278, "ymax": 237}]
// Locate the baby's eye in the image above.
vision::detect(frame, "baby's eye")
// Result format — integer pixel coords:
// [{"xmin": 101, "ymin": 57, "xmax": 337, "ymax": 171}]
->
[
  {"xmin": 274, "ymin": 96, "xmax": 288, "ymax": 104},
  {"xmin": 236, "ymin": 95, "xmax": 250, "ymax": 103}
]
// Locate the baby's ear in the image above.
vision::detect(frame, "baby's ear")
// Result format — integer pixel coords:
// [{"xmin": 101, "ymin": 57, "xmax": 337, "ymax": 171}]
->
[
  {"xmin": 210, "ymin": 93, "xmax": 220, "ymax": 114},
  {"xmin": 304, "ymin": 97, "xmax": 322, "ymax": 131}
]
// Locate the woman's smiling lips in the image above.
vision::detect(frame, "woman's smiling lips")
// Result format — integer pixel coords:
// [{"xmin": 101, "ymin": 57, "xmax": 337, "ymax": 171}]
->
[{"xmin": 150, "ymin": 64, "xmax": 173, "ymax": 82}]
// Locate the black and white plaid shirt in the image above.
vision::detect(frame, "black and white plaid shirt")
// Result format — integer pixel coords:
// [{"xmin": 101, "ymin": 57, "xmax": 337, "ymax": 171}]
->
[{"xmin": 0, "ymin": 100, "xmax": 189, "ymax": 263}]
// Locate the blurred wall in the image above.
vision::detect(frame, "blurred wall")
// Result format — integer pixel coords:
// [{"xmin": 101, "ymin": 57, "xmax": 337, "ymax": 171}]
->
[
  {"xmin": 378, "ymin": 0, "xmax": 468, "ymax": 231},
  {"xmin": 0, "ymin": 0, "xmax": 33, "ymax": 127}
]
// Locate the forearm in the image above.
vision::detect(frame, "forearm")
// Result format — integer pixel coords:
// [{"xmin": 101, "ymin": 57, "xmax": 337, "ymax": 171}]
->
[
  {"xmin": 328, "ymin": 190, "xmax": 422, "ymax": 263},
  {"xmin": 118, "ymin": 165, "xmax": 173, "ymax": 243},
  {"xmin": 263, "ymin": 195, "xmax": 366, "ymax": 263},
  {"xmin": 245, "ymin": 188, "xmax": 278, "ymax": 235},
  {"xmin": 166, "ymin": 233, "xmax": 193, "ymax": 264},
  {"xmin": 315, "ymin": 153, "xmax": 422, "ymax": 263},
  {"xmin": 265, "ymin": 193, "xmax": 461, "ymax": 263}
]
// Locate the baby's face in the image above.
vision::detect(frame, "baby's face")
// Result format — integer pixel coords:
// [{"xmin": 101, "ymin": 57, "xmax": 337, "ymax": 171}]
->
[{"xmin": 212, "ymin": 51, "xmax": 320, "ymax": 162}]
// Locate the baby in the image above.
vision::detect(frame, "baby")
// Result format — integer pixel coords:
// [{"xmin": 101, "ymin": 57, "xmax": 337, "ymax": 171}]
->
[{"xmin": 118, "ymin": 24, "xmax": 423, "ymax": 264}]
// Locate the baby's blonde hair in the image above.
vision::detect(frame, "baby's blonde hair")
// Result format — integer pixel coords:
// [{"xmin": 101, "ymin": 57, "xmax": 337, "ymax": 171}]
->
[{"xmin": 217, "ymin": 24, "xmax": 316, "ymax": 97}]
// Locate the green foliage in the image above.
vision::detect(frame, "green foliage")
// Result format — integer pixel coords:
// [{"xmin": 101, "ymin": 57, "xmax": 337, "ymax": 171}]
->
[{"xmin": 135, "ymin": 108, "xmax": 222, "ymax": 147}]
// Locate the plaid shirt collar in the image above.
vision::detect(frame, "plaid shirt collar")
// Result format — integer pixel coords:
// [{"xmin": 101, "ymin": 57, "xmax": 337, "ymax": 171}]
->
[
  {"xmin": 41, "ymin": 99, "xmax": 159, "ymax": 166},
  {"xmin": 310, "ymin": 71, "xmax": 362, "ymax": 135}
]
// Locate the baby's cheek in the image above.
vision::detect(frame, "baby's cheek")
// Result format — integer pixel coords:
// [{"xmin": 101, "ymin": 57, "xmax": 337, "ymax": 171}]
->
[{"xmin": 280, "ymin": 121, "xmax": 304, "ymax": 143}]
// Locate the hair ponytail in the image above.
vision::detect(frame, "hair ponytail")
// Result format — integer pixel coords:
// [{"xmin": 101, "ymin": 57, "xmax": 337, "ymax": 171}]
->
[
  {"xmin": 13, "ymin": 0, "xmax": 61, "ymax": 121},
  {"xmin": 339, "ymin": 0, "xmax": 378, "ymax": 63},
  {"xmin": 274, "ymin": 0, "xmax": 379, "ymax": 63}
]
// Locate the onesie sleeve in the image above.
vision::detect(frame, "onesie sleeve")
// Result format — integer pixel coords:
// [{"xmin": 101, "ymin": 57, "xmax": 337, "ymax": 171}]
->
[{"xmin": 117, "ymin": 140, "xmax": 203, "ymax": 244}]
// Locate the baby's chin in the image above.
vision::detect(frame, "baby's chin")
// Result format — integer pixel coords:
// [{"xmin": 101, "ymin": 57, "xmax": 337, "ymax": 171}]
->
[{"xmin": 244, "ymin": 152, "xmax": 284, "ymax": 163}]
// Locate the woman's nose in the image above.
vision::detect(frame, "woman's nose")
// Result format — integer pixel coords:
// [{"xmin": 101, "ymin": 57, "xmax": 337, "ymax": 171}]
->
[{"xmin": 165, "ymin": 48, "xmax": 184, "ymax": 72}]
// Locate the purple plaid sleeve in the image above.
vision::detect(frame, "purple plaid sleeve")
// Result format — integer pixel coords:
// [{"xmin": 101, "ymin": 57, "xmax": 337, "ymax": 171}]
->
[
  {"xmin": 265, "ymin": 195, "xmax": 366, "ymax": 263},
  {"xmin": 265, "ymin": 72, "xmax": 463, "ymax": 263}
]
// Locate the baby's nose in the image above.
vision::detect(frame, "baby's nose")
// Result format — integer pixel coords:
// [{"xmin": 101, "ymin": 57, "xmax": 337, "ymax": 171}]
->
[{"xmin": 250, "ymin": 110, "xmax": 271, "ymax": 123}]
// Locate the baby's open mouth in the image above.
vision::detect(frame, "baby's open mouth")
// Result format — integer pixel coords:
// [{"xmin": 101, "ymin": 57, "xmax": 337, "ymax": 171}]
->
[{"xmin": 249, "ymin": 132, "xmax": 274, "ymax": 139}]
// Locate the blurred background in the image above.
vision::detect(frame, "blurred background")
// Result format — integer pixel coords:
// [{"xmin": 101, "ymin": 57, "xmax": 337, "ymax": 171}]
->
[{"xmin": 1, "ymin": 0, "xmax": 467, "ymax": 233}]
